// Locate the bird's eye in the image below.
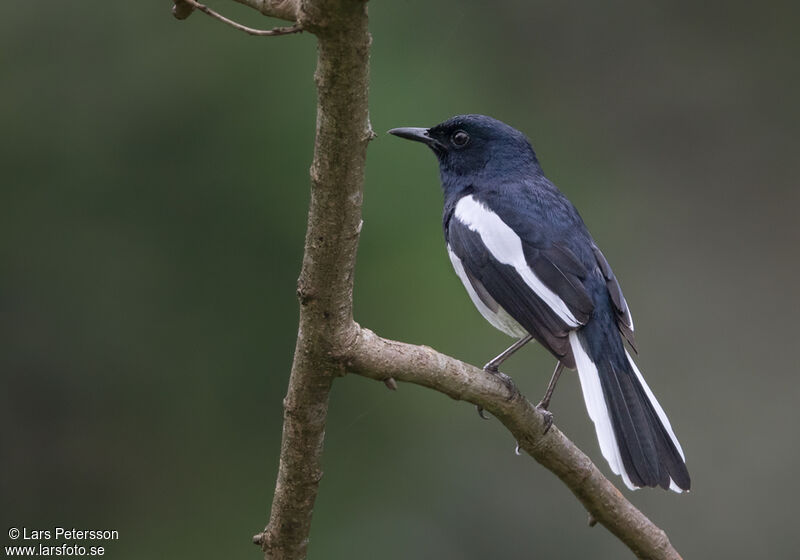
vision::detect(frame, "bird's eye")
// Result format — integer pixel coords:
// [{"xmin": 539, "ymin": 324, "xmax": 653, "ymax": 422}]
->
[{"xmin": 451, "ymin": 130, "xmax": 470, "ymax": 147}]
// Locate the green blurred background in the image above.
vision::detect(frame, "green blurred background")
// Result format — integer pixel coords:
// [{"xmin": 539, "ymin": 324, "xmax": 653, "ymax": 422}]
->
[{"xmin": 2, "ymin": 1, "xmax": 799, "ymax": 558}]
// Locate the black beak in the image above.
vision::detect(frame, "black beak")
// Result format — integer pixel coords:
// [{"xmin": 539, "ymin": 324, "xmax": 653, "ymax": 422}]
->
[{"xmin": 388, "ymin": 127, "xmax": 442, "ymax": 150}]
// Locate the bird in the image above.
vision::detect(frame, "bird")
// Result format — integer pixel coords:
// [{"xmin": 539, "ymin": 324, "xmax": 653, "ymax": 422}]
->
[{"xmin": 388, "ymin": 115, "xmax": 690, "ymax": 492}]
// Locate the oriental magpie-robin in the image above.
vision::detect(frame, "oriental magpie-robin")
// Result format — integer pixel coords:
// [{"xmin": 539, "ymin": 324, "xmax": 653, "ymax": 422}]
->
[{"xmin": 389, "ymin": 115, "xmax": 690, "ymax": 492}]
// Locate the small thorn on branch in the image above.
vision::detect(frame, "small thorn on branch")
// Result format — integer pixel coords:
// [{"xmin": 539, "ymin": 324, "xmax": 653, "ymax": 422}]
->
[
  {"xmin": 383, "ymin": 377, "xmax": 398, "ymax": 391},
  {"xmin": 172, "ymin": 0, "xmax": 303, "ymax": 36}
]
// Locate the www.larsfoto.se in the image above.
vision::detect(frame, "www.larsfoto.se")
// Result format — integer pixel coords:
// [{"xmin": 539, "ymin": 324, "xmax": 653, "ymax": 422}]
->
[{"xmin": 5, "ymin": 544, "xmax": 106, "ymax": 557}]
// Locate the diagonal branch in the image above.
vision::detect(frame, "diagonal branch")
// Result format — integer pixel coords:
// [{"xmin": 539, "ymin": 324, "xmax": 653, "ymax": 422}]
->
[
  {"xmin": 345, "ymin": 326, "xmax": 683, "ymax": 560},
  {"xmin": 173, "ymin": 0, "xmax": 302, "ymax": 35},
  {"xmin": 231, "ymin": 0, "xmax": 300, "ymax": 22}
]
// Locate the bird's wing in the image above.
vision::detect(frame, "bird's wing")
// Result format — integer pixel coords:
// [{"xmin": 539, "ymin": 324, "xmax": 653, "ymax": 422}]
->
[
  {"xmin": 591, "ymin": 244, "xmax": 636, "ymax": 349},
  {"xmin": 447, "ymin": 195, "xmax": 596, "ymax": 367}
]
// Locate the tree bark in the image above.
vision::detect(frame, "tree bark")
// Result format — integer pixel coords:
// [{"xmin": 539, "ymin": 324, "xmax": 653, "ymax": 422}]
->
[{"xmin": 253, "ymin": 1, "xmax": 372, "ymax": 558}]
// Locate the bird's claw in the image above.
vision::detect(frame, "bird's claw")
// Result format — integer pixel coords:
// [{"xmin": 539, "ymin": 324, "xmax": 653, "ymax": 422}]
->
[
  {"xmin": 535, "ymin": 402, "xmax": 554, "ymax": 434},
  {"xmin": 483, "ymin": 366, "xmax": 519, "ymax": 401},
  {"xmin": 475, "ymin": 366, "xmax": 518, "ymax": 420}
]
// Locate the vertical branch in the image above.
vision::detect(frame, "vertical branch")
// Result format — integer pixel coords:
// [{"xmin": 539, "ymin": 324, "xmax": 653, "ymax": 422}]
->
[{"xmin": 255, "ymin": 1, "xmax": 372, "ymax": 558}]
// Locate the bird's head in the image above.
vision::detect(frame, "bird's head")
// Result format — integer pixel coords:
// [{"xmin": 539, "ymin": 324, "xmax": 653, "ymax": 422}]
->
[{"xmin": 389, "ymin": 114, "xmax": 540, "ymax": 182}]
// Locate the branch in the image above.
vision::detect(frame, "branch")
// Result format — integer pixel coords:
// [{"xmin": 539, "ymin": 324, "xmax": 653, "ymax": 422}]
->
[
  {"xmin": 254, "ymin": 1, "xmax": 373, "ymax": 559},
  {"xmin": 345, "ymin": 326, "xmax": 683, "ymax": 560},
  {"xmin": 231, "ymin": 0, "xmax": 299, "ymax": 22},
  {"xmin": 173, "ymin": 0, "xmax": 302, "ymax": 35}
]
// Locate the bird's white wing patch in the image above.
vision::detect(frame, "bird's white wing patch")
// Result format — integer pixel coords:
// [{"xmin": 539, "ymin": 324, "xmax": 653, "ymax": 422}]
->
[
  {"xmin": 454, "ymin": 195, "xmax": 581, "ymax": 327},
  {"xmin": 447, "ymin": 247, "xmax": 528, "ymax": 338}
]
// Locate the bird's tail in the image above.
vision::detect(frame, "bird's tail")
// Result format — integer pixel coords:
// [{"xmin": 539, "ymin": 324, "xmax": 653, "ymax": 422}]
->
[{"xmin": 568, "ymin": 327, "xmax": 690, "ymax": 492}]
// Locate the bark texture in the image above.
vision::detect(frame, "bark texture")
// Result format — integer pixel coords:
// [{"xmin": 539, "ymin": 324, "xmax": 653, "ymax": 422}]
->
[{"xmin": 253, "ymin": 1, "xmax": 372, "ymax": 558}]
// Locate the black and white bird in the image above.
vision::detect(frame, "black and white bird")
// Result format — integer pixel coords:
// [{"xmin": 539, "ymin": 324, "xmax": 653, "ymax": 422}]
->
[{"xmin": 389, "ymin": 115, "xmax": 690, "ymax": 492}]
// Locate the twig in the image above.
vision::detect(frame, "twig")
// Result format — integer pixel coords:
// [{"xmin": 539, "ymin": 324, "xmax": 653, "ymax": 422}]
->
[
  {"xmin": 173, "ymin": 0, "xmax": 302, "ymax": 36},
  {"xmin": 231, "ymin": 0, "xmax": 300, "ymax": 22}
]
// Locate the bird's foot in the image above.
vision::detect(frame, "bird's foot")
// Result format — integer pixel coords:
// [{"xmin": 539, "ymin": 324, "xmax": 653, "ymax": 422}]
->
[
  {"xmin": 535, "ymin": 401, "xmax": 554, "ymax": 434},
  {"xmin": 483, "ymin": 364, "xmax": 519, "ymax": 401},
  {"xmin": 475, "ymin": 405, "xmax": 489, "ymax": 420}
]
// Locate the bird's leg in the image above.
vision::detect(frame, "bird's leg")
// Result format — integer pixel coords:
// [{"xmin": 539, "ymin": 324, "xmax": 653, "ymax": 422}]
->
[
  {"xmin": 483, "ymin": 334, "xmax": 533, "ymax": 373},
  {"xmin": 537, "ymin": 361, "xmax": 565, "ymax": 410},
  {"xmin": 475, "ymin": 334, "xmax": 533, "ymax": 419},
  {"xmin": 483, "ymin": 334, "xmax": 531, "ymax": 397},
  {"xmin": 535, "ymin": 361, "xmax": 565, "ymax": 434}
]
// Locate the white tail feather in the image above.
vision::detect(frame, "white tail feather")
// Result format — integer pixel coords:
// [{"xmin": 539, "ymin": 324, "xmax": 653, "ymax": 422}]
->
[
  {"xmin": 569, "ymin": 332, "xmax": 687, "ymax": 493},
  {"xmin": 569, "ymin": 332, "xmax": 637, "ymax": 490},
  {"xmin": 625, "ymin": 350, "xmax": 686, "ymax": 463}
]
